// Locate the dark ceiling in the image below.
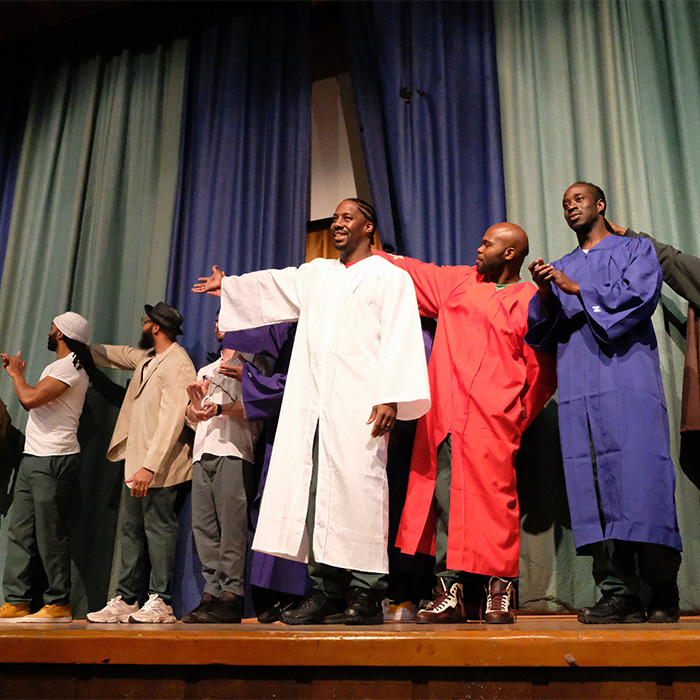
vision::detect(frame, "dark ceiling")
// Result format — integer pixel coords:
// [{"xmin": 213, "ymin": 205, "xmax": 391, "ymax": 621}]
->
[
  {"xmin": 0, "ymin": 1, "xmax": 131, "ymax": 43},
  {"xmin": 0, "ymin": 1, "xmax": 347, "ymax": 81}
]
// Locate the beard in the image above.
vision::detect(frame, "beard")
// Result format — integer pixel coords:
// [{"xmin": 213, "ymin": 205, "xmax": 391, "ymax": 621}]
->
[
  {"xmin": 47, "ymin": 332, "xmax": 58, "ymax": 352},
  {"xmin": 138, "ymin": 328, "xmax": 155, "ymax": 350}
]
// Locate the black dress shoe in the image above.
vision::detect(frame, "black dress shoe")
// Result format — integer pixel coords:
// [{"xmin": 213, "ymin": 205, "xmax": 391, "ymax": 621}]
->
[
  {"xmin": 280, "ymin": 591, "xmax": 345, "ymax": 625},
  {"xmin": 182, "ymin": 593, "xmax": 219, "ymax": 623},
  {"xmin": 195, "ymin": 592, "xmax": 243, "ymax": 623},
  {"xmin": 344, "ymin": 587, "xmax": 384, "ymax": 625},
  {"xmin": 577, "ymin": 593, "xmax": 646, "ymax": 624},
  {"xmin": 648, "ymin": 578, "xmax": 680, "ymax": 623}
]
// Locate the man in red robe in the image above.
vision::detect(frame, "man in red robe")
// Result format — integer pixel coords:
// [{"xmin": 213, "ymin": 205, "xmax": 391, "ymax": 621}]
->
[{"xmin": 376, "ymin": 223, "xmax": 555, "ymax": 623}]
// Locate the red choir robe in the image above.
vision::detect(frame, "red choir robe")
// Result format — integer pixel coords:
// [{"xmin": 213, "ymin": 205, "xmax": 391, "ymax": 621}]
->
[{"xmin": 376, "ymin": 251, "xmax": 556, "ymax": 577}]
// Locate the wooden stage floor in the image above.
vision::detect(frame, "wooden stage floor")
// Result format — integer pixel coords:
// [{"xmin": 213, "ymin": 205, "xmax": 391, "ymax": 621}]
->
[{"xmin": 2, "ymin": 614, "xmax": 700, "ymax": 698}]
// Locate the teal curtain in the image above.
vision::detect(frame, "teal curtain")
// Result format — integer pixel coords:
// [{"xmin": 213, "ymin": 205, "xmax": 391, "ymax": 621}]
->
[
  {"xmin": 0, "ymin": 41, "xmax": 187, "ymax": 617},
  {"xmin": 495, "ymin": 0, "xmax": 700, "ymax": 612}
]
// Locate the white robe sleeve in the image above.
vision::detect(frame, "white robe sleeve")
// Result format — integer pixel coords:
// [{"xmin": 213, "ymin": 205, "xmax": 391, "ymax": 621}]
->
[
  {"xmin": 219, "ymin": 266, "xmax": 303, "ymax": 331},
  {"xmin": 375, "ymin": 267, "xmax": 431, "ymax": 421}
]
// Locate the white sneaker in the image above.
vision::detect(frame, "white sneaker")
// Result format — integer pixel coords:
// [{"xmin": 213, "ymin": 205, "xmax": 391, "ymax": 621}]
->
[
  {"xmin": 87, "ymin": 596, "xmax": 139, "ymax": 623},
  {"xmin": 128, "ymin": 594, "xmax": 176, "ymax": 623}
]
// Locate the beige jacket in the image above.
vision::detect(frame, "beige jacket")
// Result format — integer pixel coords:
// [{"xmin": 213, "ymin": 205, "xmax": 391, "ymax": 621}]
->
[{"xmin": 90, "ymin": 342, "xmax": 196, "ymax": 487}]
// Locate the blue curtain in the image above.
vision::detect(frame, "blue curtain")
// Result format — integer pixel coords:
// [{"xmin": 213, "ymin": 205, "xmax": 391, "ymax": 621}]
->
[
  {"xmin": 0, "ymin": 69, "xmax": 30, "ymax": 280},
  {"xmin": 341, "ymin": 0, "xmax": 506, "ymax": 265},
  {"xmin": 165, "ymin": 2, "xmax": 311, "ymax": 617},
  {"xmin": 166, "ymin": 2, "xmax": 312, "ymax": 371}
]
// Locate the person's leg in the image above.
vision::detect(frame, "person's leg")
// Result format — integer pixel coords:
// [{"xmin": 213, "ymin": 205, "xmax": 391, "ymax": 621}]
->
[
  {"xmin": 2, "ymin": 457, "xmax": 37, "ymax": 607},
  {"xmin": 33, "ymin": 454, "xmax": 80, "ymax": 606},
  {"xmin": 591, "ymin": 540, "xmax": 640, "ymax": 596},
  {"xmin": 143, "ymin": 485, "xmax": 180, "ymax": 604},
  {"xmin": 416, "ymin": 435, "xmax": 466, "ymax": 623},
  {"xmin": 578, "ymin": 540, "xmax": 646, "ymax": 624},
  {"xmin": 189, "ymin": 455, "xmax": 247, "ymax": 623},
  {"xmin": 114, "ymin": 484, "xmax": 148, "ymax": 605},
  {"xmin": 305, "ymin": 429, "xmax": 348, "ymax": 600},
  {"xmin": 212, "ymin": 456, "xmax": 248, "ymax": 598},
  {"xmin": 432, "ymin": 435, "xmax": 461, "ymax": 586},
  {"xmin": 190, "ymin": 458, "xmax": 222, "ymax": 598},
  {"xmin": 639, "ymin": 543, "xmax": 682, "ymax": 623},
  {"xmin": 281, "ymin": 429, "xmax": 346, "ymax": 625}
]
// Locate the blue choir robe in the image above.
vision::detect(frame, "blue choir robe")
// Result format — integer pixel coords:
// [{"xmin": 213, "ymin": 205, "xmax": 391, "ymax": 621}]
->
[{"xmin": 525, "ymin": 234, "xmax": 682, "ymax": 552}]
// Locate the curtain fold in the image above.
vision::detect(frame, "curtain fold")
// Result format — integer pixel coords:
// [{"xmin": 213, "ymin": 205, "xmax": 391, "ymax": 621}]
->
[
  {"xmin": 0, "ymin": 68, "xmax": 30, "ymax": 281},
  {"xmin": 341, "ymin": 0, "xmax": 506, "ymax": 264},
  {"xmin": 166, "ymin": 2, "xmax": 311, "ymax": 372},
  {"xmin": 0, "ymin": 40, "xmax": 187, "ymax": 619},
  {"xmin": 495, "ymin": 0, "xmax": 700, "ymax": 611}
]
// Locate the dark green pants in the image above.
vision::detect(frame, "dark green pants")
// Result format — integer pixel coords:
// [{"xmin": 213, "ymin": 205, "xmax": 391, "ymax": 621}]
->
[
  {"xmin": 434, "ymin": 435, "xmax": 462, "ymax": 586},
  {"xmin": 590, "ymin": 539, "xmax": 681, "ymax": 597},
  {"xmin": 3, "ymin": 454, "xmax": 80, "ymax": 605},
  {"xmin": 115, "ymin": 483, "xmax": 180, "ymax": 605}
]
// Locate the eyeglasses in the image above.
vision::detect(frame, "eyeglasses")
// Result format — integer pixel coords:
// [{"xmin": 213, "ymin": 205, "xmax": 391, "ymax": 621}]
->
[{"xmin": 141, "ymin": 317, "xmax": 154, "ymax": 327}]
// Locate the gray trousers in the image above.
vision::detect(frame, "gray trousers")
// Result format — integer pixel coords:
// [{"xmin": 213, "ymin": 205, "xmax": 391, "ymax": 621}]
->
[
  {"xmin": 3, "ymin": 454, "xmax": 79, "ymax": 606},
  {"xmin": 192, "ymin": 454, "xmax": 249, "ymax": 598},
  {"xmin": 306, "ymin": 431, "xmax": 387, "ymax": 600},
  {"xmin": 115, "ymin": 482, "xmax": 180, "ymax": 605}
]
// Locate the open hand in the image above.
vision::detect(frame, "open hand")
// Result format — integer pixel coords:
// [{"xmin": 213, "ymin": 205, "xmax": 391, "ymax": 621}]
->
[{"xmin": 192, "ymin": 265, "xmax": 225, "ymax": 297}]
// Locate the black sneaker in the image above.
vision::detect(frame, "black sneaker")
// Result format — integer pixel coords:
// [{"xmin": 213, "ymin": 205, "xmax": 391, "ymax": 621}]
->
[
  {"xmin": 344, "ymin": 587, "xmax": 384, "ymax": 625},
  {"xmin": 280, "ymin": 590, "xmax": 345, "ymax": 625},
  {"xmin": 182, "ymin": 593, "xmax": 219, "ymax": 623},
  {"xmin": 577, "ymin": 593, "xmax": 646, "ymax": 624},
  {"xmin": 195, "ymin": 592, "xmax": 243, "ymax": 623},
  {"xmin": 258, "ymin": 599, "xmax": 299, "ymax": 624},
  {"xmin": 648, "ymin": 578, "xmax": 680, "ymax": 623}
]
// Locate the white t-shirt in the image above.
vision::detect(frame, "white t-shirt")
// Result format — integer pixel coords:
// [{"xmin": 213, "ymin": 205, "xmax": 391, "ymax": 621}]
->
[
  {"xmin": 192, "ymin": 355, "xmax": 262, "ymax": 463},
  {"xmin": 24, "ymin": 354, "xmax": 89, "ymax": 457}
]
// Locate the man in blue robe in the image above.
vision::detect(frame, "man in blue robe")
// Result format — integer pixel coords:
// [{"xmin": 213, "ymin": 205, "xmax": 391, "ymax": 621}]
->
[{"xmin": 526, "ymin": 182, "xmax": 682, "ymax": 624}]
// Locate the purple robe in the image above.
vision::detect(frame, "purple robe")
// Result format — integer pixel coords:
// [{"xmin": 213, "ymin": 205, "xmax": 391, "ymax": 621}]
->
[
  {"xmin": 224, "ymin": 323, "xmax": 313, "ymax": 596},
  {"xmin": 525, "ymin": 235, "xmax": 681, "ymax": 552}
]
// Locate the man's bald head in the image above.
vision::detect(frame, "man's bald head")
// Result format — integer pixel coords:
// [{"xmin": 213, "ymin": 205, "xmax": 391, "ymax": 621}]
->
[{"xmin": 476, "ymin": 222, "xmax": 529, "ymax": 283}]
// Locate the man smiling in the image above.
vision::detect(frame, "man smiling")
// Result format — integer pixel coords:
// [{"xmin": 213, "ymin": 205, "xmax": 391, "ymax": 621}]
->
[{"xmin": 193, "ymin": 199, "xmax": 430, "ymax": 625}]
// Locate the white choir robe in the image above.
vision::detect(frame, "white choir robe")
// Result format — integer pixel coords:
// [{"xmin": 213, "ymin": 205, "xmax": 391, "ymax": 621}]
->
[{"xmin": 219, "ymin": 255, "xmax": 431, "ymax": 574}]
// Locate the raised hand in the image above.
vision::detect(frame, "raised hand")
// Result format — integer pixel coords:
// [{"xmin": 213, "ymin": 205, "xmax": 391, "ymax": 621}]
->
[{"xmin": 192, "ymin": 265, "xmax": 225, "ymax": 297}]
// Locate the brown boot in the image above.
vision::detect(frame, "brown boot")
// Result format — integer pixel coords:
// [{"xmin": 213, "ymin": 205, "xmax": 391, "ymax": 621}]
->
[
  {"xmin": 415, "ymin": 579, "xmax": 466, "ymax": 624},
  {"xmin": 484, "ymin": 577, "xmax": 516, "ymax": 624}
]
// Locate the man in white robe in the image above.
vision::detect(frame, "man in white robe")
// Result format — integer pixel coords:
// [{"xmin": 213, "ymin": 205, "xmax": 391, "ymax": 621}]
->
[{"xmin": 193, "ymin": 199, "xmax": 430, "ymax": 624}]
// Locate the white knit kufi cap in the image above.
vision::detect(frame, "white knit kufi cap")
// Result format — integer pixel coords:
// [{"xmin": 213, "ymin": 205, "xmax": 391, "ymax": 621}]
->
[{"xmin": 53, "ymin": 312, "xmax": 91, "ymax": 344}]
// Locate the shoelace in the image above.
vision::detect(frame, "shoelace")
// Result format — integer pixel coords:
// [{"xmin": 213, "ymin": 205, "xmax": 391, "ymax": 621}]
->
[{"xmin": 486, "ymin": 590, "xmax": 511, "ymax": 613}]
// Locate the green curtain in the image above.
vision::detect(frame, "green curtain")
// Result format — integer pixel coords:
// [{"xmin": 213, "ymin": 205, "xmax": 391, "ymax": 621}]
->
[
  {"xmin": 0, "ymin": 41, "xmax": 187, "ymax": 617},
  {"xmin": 495, "ymin": 0, "xmax": 700, "ymax": 612}
]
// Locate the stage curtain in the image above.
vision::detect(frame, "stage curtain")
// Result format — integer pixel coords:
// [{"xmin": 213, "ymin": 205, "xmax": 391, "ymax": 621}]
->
[
  {"xmin": 166, "ymin": 2, "xmax": 311, "ymax": 372},
  {"xmin": 340, "ymin": 0, "xmax": 506, "ymax": 264},
  {"xmin": 0, "ymin": 42, "xmax": 187, "ymax": 618},
  {"xmin": 495, "ymin": 0, "xmax": 700, "ymax": 612},
  {"xmin": 0, "ymin": 69, "xmax": 30, "ymax": 282},
  {"xmin": 163, "ymin": 2, "xmax": 311, "ymax": 617}
]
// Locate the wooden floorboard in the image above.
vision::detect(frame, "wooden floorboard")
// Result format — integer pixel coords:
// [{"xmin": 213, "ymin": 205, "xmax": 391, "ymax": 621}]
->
[
  {"xmin": 2, "ymin": 615, "xmax": 700, "ymax": 698},
  {"xmin": 0, "ymin": 614, "xmax": 699, "ymax": 668}
]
